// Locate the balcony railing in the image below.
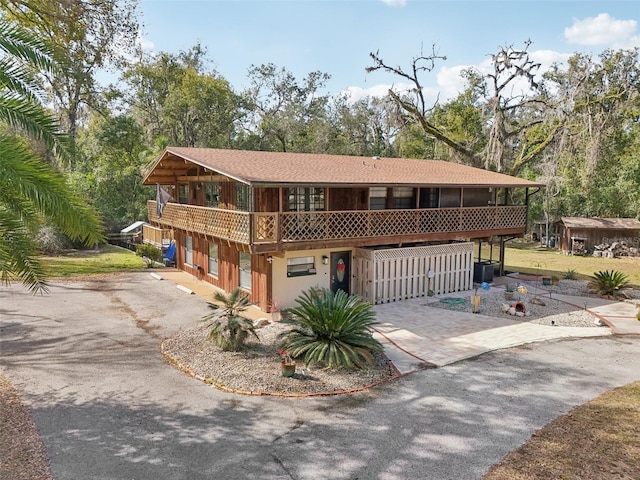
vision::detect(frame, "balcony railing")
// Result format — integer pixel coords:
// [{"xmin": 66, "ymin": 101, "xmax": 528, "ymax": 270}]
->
[
  {"xmin": 142, "ymin": 224, "xmax": 173, "ymax": 247},
  {"xmin": 148, "ymin": 201, "xmax": 251, "ymax": 244},
  {"xmin": 148, "ymin": 201, "xmax": 527, "ymax": 245}
]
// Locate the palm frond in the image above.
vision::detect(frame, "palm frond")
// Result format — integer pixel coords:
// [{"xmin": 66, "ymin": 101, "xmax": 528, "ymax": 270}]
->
[
  {"xmin": 0, "ymin": 20, "xmax": 54, "ymax": 73},
  {"xmin": 280, "ymin": 288, "xmax": 382, "ymax": 369},
  {"xmin": 0, "ymin": 95, "xmax": 68, "ymax": 157},
  {"xmin": 0, "ymin": 208, "xmax": 47, "ymax": 293},
  {"xmin": 0, "ymin": 135, "xmax": 103, "ymax": 246}
]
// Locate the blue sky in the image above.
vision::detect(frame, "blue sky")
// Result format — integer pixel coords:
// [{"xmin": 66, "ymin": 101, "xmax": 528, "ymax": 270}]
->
[{"xmin": 138, "ymin": 0, "xmax": 640, "ymax": 101}]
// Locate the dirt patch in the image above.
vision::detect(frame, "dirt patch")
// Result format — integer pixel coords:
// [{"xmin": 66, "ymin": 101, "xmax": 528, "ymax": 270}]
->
[
  {"xmin": 0, "ymin": 374, "xmax": 53, "ymax": 480},
  {"xmin": 484, "ymin": 381, "xmax": 640, "ymax": 480}
]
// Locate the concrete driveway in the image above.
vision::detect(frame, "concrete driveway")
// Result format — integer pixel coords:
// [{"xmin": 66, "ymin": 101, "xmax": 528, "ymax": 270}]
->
[{"xmin": 1, "ymin": 272, "xmax": 640, "ymax": 480}]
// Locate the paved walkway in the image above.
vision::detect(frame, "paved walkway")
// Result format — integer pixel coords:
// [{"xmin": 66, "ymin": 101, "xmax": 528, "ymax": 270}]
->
[
  {"xmin": 374, "ymin": 281, "xmax": 640, "ymax": 373},
  {"xmin": 151, "ymin": 269, "xmax": 640, "ymax": 375}
]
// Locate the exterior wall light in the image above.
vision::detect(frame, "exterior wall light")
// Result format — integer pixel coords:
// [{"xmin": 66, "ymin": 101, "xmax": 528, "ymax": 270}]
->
[{"xmin": 322, "ymin": 255, "xmax": 329, "ymax": 265}]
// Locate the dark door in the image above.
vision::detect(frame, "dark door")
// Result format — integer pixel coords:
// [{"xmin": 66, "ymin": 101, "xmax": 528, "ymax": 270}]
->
[{"xmin": 330, "ymin": 251, "xmax": 351, "ymax": 294}]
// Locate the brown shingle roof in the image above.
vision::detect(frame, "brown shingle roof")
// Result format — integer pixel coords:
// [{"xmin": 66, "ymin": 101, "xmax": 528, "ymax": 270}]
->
[
  {"xmin": 560, "ymin": 217, "xmax": 640, "ymax": 230},
  {"xmin": 143, "ymin": 147, "xmax": 545, "ymax": 188}
]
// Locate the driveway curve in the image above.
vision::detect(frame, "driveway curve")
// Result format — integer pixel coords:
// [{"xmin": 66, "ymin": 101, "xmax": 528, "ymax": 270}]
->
[{"xmin": 1, "ymin": 272, "xmax": 639, "ymax": 480}]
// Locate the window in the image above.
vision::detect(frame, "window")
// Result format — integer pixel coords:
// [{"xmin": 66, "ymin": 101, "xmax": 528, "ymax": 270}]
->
[
  {"xmin": 440, "ymin": 188, "xmax": 462, "ymax": 207},
  {"xmin": 205, "ymin": 183, "xmax": 220, "ymax": 208},
  {"xmin": 463, "ymin": 188, "xmax": 494, "ymax": 207},
  {"xmin": 239, "ymin": 252, "xmax": 251, "ymax": 290},
  {"xmin": 369, "ymin": 187, "xmax": 387, "ymax": 210},
  {"xmin": 208, "ymin": 243, "xmax": 218, "ymax": 277},
  {"xmin": 419, "ymin": 188, "xmax": 440, "ymax": 208},
  {"xmin": 392, "ymin": 187, "xmax": 414, "ymax": 209},
  {"xmin": 236, "ymin": 183, "xmax": 253, "ymax": 212},
  {"xmin": 287, "ymin": 187, "xmax": 325, "ymax": 212},
  {"xmin": 185, "ymin": 236, "xmax": 193, "ymax": 265},
  {"xmin": 286, "ymin": 256, "xmax": 316, "ymax": 277},
  {"xmin": 178, "ymin": 184, "xmax": 189, "ymax": 204}
]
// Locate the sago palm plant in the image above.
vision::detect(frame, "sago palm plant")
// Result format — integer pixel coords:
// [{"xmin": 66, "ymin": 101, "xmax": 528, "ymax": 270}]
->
[
  {"xmin": 203, "ymin": 288, "xmax": 259, "ymax": 351},
  {"xmin": 589, "ymin": 270, "xmax": 630, "ymax": 297},
  {"xmin": 280, "ymin": 288, "xmax": 383, "ymax": 370}
]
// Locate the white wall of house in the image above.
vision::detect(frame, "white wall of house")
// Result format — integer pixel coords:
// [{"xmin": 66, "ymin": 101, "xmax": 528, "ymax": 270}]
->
[{"xmin": 271, "ymin": 247, "xmax": 354, "ymax": 309}]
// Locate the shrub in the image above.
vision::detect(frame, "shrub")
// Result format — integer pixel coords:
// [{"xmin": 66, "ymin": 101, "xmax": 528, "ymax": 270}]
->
[
  {"xmin": 135, "ymin": 244, "xmax": 162, "ymax": 265},
  {"xmin": 203, "ymin": 288, "xmax": 259, "ymax": 351},
  {"xmin": 589, "ymin": 270, "xmax": 630, "ymax": 297},
  {"xmin": 280, "ymin": 288, "xmax": 383, "ymax": 370},
  {"xmin": 35, "ymin": 225, "xmax": 72, "ymax": 255},
  {"xmin": 563, "ymin": 268, "xmax": 578, "ymax": 280}
]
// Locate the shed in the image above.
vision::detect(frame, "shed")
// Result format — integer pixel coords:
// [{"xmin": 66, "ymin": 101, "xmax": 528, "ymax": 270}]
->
[{"xmin": 555, "ymin": 217, "xmax": 640, "ymax": 255}]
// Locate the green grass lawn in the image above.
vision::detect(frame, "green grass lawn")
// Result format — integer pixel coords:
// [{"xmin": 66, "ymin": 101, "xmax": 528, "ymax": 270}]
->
[
  {"xmin": 505, "ymin": 246, "xmax": 640, "ymax": 286},
  {"xmin": 479, "ymin": 242, "xmax": 640, "ymax": 286},
  {"xmin": 41, "ymin": 244, "xmax": 146, "ymax": 278}
]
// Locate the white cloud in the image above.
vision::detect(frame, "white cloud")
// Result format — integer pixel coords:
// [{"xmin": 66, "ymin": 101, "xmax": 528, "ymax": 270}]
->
[
  {"xmin": 345, "ymin": 49, "xmax": 575, "ymax": 107},
  {"xmin": 380, "ymin": 0, "xmax": 407, "ymax": 6},
  {"xmin": 138, "ymin": 36, "xmax": 155, "ymax": 51},
  {"xmin": 343, "ymin": 83, "xmax": 408, "ymax": 102},
  {"xmin": 436, "ymin": 65, "xmax": 471, "ymax": 101},
  {"xmin": 530, "ymin": 49, "xmax": 571, "ymax": 69},
  {"xmin": 564, "ymin": 13, "xmax": 640, "ymax": 49}
]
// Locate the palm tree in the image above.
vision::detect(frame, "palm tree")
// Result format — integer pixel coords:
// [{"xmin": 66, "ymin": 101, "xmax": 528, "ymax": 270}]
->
[
  {"xmin": 0, "ymin": 20, "xmax": 103, "ymax": 292},
  {"xmin": 203, "ymin": 288, "xmax": 260, "ymax": 351},
  {"xmin": 280, "ymin": 288, "xmax": 383, "ymax": 370}
]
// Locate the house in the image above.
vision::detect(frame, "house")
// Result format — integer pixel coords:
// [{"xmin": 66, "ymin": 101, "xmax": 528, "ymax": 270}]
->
[
  {"xmin": 142, "ymin": 147, "xmax": 543, "ymax": 311},
  {"xmin": 553, "ymin": 217, "xmax": 640, "ymax": 255}
]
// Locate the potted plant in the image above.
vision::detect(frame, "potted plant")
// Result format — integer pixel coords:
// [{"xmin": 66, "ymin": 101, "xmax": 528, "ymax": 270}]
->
[
  {"xmin": 270, "ymin": 300, "xmax": 282, "ymax": 322},
  {"xmin": 504, "ymin": 283, "xmax": 515, "ymax": 300},
  {"xmin": 278, "ymin": 350, "xmax": 296, "ymax": 377}
]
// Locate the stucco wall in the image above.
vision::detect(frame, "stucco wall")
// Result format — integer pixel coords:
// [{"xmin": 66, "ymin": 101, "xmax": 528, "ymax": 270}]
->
[{"xmin": 271, "ymin": 248, "xmax": 354, "ymax": 309}]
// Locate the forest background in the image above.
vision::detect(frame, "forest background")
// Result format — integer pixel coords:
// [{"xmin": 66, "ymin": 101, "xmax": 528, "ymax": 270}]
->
[{"xmin": 1, "ymin": 0, "xmax": 639, "ymax": 249}]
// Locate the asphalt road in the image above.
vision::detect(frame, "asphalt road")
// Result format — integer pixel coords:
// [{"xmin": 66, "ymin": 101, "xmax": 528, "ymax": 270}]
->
[{"xmin": 1, "ymin": 272, "xmax": 639, "ymax": 480}]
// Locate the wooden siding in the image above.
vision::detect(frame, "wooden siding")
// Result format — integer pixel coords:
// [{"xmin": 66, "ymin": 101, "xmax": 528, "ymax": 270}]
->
[
  {"xmin": 560, "ymin": 226, "xmax": 640, "ymax": 253},
  {"xmin": 255, "ymin": 187, "xmax": 279, "ymax": 212},
  {"xmin": 330, "ymin": 187, "xmax": 368, "ymax": 210},
  {"xmin": 354, "ymin": 243, "xmax": 474, "ymax": 304}
]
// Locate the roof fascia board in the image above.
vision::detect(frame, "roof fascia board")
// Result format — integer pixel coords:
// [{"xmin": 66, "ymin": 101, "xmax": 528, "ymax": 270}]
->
[{"xmin": 165, "ymin": 147, "xmax": 251, "ymax": 185}]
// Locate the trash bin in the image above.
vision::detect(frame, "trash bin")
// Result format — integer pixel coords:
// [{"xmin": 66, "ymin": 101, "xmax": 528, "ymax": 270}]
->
[{"xmin": 474, "ymin": 262, "xmax": 494, "ymax": 284}]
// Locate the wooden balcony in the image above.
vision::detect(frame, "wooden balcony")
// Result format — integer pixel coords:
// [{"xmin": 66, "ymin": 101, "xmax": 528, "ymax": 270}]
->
[
  {"xmin": 148, "ymin": 201, "xmax": 528, "ymax": 249},
  {"xmin": 149, "ymin": 201, "xmax": 251, "ymax": 244},
  {"xmin": 142, "ymin": 224, "xmax": 173, "ymax": 247}
]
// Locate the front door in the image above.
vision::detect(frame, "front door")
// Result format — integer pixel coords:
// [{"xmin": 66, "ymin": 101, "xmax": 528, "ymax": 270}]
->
[{"xmin": 330, "ymin": 251, "xmax": 351, "ymax": 294}]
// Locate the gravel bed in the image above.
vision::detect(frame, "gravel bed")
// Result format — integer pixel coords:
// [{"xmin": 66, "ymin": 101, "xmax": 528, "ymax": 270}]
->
[
  {"xmin": 162, "ymin": 322, "xmax": 396, "ymax": 396},
  {"xmin": 426, "ymin": 286, "xmax": 607, "ymax": 328},
  {"xmin": 524, "ymin": 278, "xmax": 640, "ymax": 302}
]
